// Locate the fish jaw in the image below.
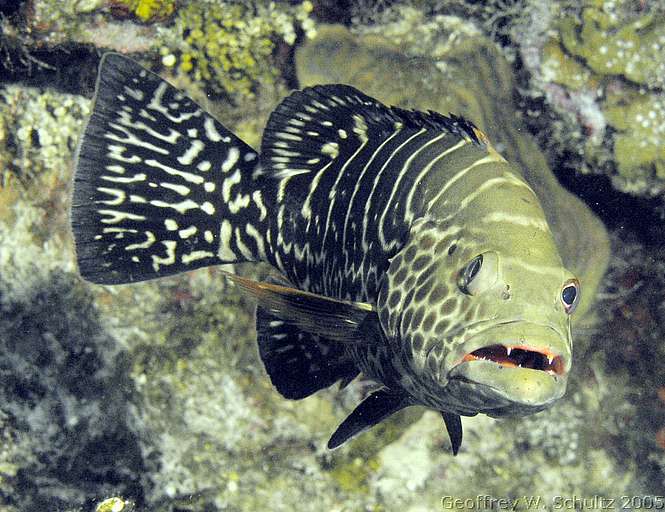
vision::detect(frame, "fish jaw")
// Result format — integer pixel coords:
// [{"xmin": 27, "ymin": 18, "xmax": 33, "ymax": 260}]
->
[{"xmin": 443, "ymin": 321, "xmax": 570, "ymax": 414}]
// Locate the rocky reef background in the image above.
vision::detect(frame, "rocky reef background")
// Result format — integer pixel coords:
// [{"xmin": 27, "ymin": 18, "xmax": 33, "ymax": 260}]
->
[{"xmin": 0, "ymin": 0, "xmax": 664, "ymax": 510}]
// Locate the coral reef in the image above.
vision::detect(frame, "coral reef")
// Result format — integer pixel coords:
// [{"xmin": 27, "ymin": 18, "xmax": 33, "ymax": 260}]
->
[
  {"xmin": 516, "ymin": 0, "xmax": 665, "ymax": 197},
  {"xmin": 0, "ymin": 1, "xmax": 663, "ymax": 510},
  {"xmin": 0, "ymin": 85, "xmax": 89, "ymax": 189},
  {"xmin": 109, "ymin": 0, "xmax": 176, "ymax": 23},
  {"xmin": 0, "ymin": 210, "xmax": 147, "ymax": 510},
  {"xmin": 158, "ymin": 1, "xmax": 316, "ymax": 101}
]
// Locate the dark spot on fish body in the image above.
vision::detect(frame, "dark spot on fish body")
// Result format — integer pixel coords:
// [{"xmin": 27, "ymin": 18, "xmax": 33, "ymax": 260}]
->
[
  {"xmin": 439, "ymin": 298, "xmax": 456, "ymax": 316},
  {"xmin": 447, "ymin": 243, "xmax": 458, "ymax": 256},
  {"xmin": 393, "ymin": 267, "xmax": 408, "ymax": 286},
  {"xmin": 390, "ymin": 252, "xmax": 403, "ymax": 269},
  {"xmin": 420, "ymin": 234, "xmax": 436, "ymax": 250},
  {"xmin": 429, "ymin": 283, "xmax": 448, "ymax": 302},
  {"xmin": 401, "ymin": 307, "xmax": 414, "ymax": 332},
  {"xmin": 411, "ymin": 305, "xmax": 426, "ymax": 329},
  {"xmin": 434, "ymin": 237, "xmax": 448, "ymax": 254},
  {"xmin": 434, "ymin": 318, "xmax": 450, "ymax": 335},
  {"xmin": 463, "ymin": 304, "xmax": 477, "ymax": 322},
  {"xmin": 403, "ymin": 275, "xmax": 416, "ymax": 292},
  {"xmin": 416, "ymin": 267, "xmax": 436, "ymax": 288},
  {"xmin": 388, "ymin": 290, "xmax": 401, "ymax": 309},
  {"xmin": 412, "ymin": 255, "xmax": 430, "ymax": 272},
  {"xmin": 404, "ymin": 246, "xmax": 417, "ymax": 261},
  {"xmin": 411, "ymin": 332, "xmax": 424, "ymax": 351},
  {"xmin": 414, "ymin": 277, "xmax": 435, "ymax": 302},
  {"xmin": 422, "ymin": 311, "xmax": 436, "ymax": 332}
]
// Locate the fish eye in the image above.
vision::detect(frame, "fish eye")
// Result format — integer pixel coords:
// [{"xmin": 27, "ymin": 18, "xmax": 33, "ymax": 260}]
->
[
  {"xmin": 561, "ymin": 278, "xmax": 580, "ymax": 314},
  {"xmin": 458, "ymin": 253, "xmax": 499, "ymax": 295}
]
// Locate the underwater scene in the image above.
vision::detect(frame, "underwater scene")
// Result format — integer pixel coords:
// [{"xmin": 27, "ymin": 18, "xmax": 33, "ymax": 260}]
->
[{"xmin": 1, "ymin": 0, "xmax": 665, "ymax": 510}]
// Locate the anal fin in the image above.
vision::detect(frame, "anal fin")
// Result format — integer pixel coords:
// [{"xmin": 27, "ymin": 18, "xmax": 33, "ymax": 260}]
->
[{"xmin": 256, "ymin": 306, "xmax": 359, "ymax": 400}]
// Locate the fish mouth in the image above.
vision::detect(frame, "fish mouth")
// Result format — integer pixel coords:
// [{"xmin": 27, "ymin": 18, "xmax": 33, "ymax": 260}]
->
[
  {"xmin": 443, "ymin": 321, "xmax": 571, "ymax": 413},
  {"xmin": 462, "ymin": 344, "xmax": 565, "ymax": 376}
]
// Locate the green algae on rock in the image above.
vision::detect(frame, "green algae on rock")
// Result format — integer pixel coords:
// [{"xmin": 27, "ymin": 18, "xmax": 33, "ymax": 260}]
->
[
  {"xmin": 296, "ymin": 24, "xmax": 610, "ymax": 325},
  {"xmin": 604, "ymin": 89, "xmax": 665, "ymax": 187},
  {"xmin": 534, "ymin": 0, "xmax": 665, "ymax": 197},
  {"xmin": 110, "ymin": 0, "xmax": 177, "ymax": 23},
  {"xmin": 559, "ymin": 2, "xmax": 665, "ymax": 90},
  {"xmin": 158, "ymin": 1, "xmax": 316, "ymax": 100}
]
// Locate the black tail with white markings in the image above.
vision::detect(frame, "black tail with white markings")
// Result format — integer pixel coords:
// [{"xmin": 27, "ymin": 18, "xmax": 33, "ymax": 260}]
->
[{"xmin": 72, "ymin": 53, "xmax": 269, "ymax": 284}]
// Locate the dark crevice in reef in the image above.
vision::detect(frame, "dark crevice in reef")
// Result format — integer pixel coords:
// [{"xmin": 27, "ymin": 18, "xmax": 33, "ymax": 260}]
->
[
  {"xmin": 0, "ymin": 271, "xmax": 150, "ymax": 510},
  {"xmin": 0, "ymin": 0, "xmax": 25, "ymax": 17},
  {"xmin": 554, "ymin": 160, "xmax": 664, "ymax": 248},
  {"xmin": 0, "ymin": 42, "xmax": 101, "ymax": 96}
]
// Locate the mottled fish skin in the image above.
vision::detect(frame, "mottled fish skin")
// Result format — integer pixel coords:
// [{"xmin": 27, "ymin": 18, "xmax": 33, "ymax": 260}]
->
[{"xmin": 71, "ymin": 54, "xmax": 581, "ymax": 452}]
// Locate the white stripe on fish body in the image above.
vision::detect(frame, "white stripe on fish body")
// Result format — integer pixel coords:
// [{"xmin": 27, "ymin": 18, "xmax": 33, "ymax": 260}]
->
[
  {"xmin": 301, "ymin": 159, "xmax": 335, "ymax": 223},
  {"xmin": 360, "ymin": 129, "xmax": 428, "ymax": 254},
  {"xmin": 147, "ymin": 82, "xmax": 203, "ymax": 123},
  {"xmin": 402, "ymin": 139, "xmax": 468, "ymax": 224},
  {"xmin": 424, "ymin": 154, "xmax": 502, "ymax": 212},
  {"xmin": 116, "ymin": 111, "xmax": 182, "ymax": 146},
  {"xmin": 455, "ymin": 173, "xmax": 533, "ymax": 211},
  {"xmin": 500, "ymin": 256, "xmax": 566, "ymax": 279},
  {"xmin": 480, "ymin": 211, "xmax": 551, "ymax": 232},
  {"xmin": 378, "ymin": 133, "xmax": 466, "ymax": 251},
  {"xmin": 107, "ymin": 144, "xmax": 142, "ymax": 164},
  {"xmin": 375, "ymin": 128, "xmax": 434, "ymax": 249},
  {"xmin": 177, "ymin": 139, "xmax": 205, "ymax": 165},
  {"xmin": 318, "ymin": 117, "xmax": 373, "ymax": 266},
  {"xmin": 341, "ymin": 127, "xmax": 404, "ymax": 251}
]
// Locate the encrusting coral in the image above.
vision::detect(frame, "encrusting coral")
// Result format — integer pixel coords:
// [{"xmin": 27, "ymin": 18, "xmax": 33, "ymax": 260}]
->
[
  {"xmin": 158, "ymin": 1, "xmax": 316, "ymax": 100},
  {"xmin": 523, "ymin": 0, "xmax": 665, "ymax": 197}
]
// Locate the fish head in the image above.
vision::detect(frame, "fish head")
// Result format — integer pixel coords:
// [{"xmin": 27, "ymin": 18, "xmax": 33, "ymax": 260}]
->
[{"xmin": 377, "ymin": 216, "xmax": 579, "ymax": 417}]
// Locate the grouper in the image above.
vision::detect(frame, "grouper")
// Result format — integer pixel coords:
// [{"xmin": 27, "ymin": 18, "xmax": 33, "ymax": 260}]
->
[{"xmin": 71, "ymin": 53, "xmax": 587, "ymax": 454}]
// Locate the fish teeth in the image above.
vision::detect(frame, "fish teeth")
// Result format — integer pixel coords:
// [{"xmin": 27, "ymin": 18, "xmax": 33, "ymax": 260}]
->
[
  {"xmin": 547, "ymin": 355, "xmax": 554, "ymax": 364},
  {"xmin": 506, "ymin": 346, "xmax": 512, "ymax": 356}
]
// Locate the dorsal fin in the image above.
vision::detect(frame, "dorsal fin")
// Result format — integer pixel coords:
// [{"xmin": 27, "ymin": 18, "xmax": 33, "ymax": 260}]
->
[{"xmin": 259, "ymin": 84, "xmax": 486, "ymax": 185}]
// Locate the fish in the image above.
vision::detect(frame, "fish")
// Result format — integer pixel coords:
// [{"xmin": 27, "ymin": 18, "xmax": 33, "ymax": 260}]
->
[{"xmin": 71, "ymin": 53, "xmax": 581, "ymax": 455}]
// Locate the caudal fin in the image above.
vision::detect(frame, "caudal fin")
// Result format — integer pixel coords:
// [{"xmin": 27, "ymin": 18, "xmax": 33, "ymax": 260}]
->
[{"xmin": 71, "ymin": 53, "xmax": 269, "ymax": 284}]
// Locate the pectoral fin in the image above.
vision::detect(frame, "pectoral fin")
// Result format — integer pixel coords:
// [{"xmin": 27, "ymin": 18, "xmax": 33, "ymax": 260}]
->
[
  {"xmin": 221, "ymin": 270, "xmax": 375, "ymax": 343},
  {"xmin": 327, "ymin": 388, "xmax": 409, "ymax": 449},
  {"xmin": 441, "ymin": 412, "xmax": 463, "ymax": 455}
]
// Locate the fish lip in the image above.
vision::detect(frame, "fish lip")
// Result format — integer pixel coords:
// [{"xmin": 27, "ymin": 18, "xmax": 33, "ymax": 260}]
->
[
  {"xmin": 444, "ymin": 320, "xmax": 571, "ymax": 378},
  {"xmin": 446, "ymin": 359, "xmax": 567, "ymax": 410}
]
